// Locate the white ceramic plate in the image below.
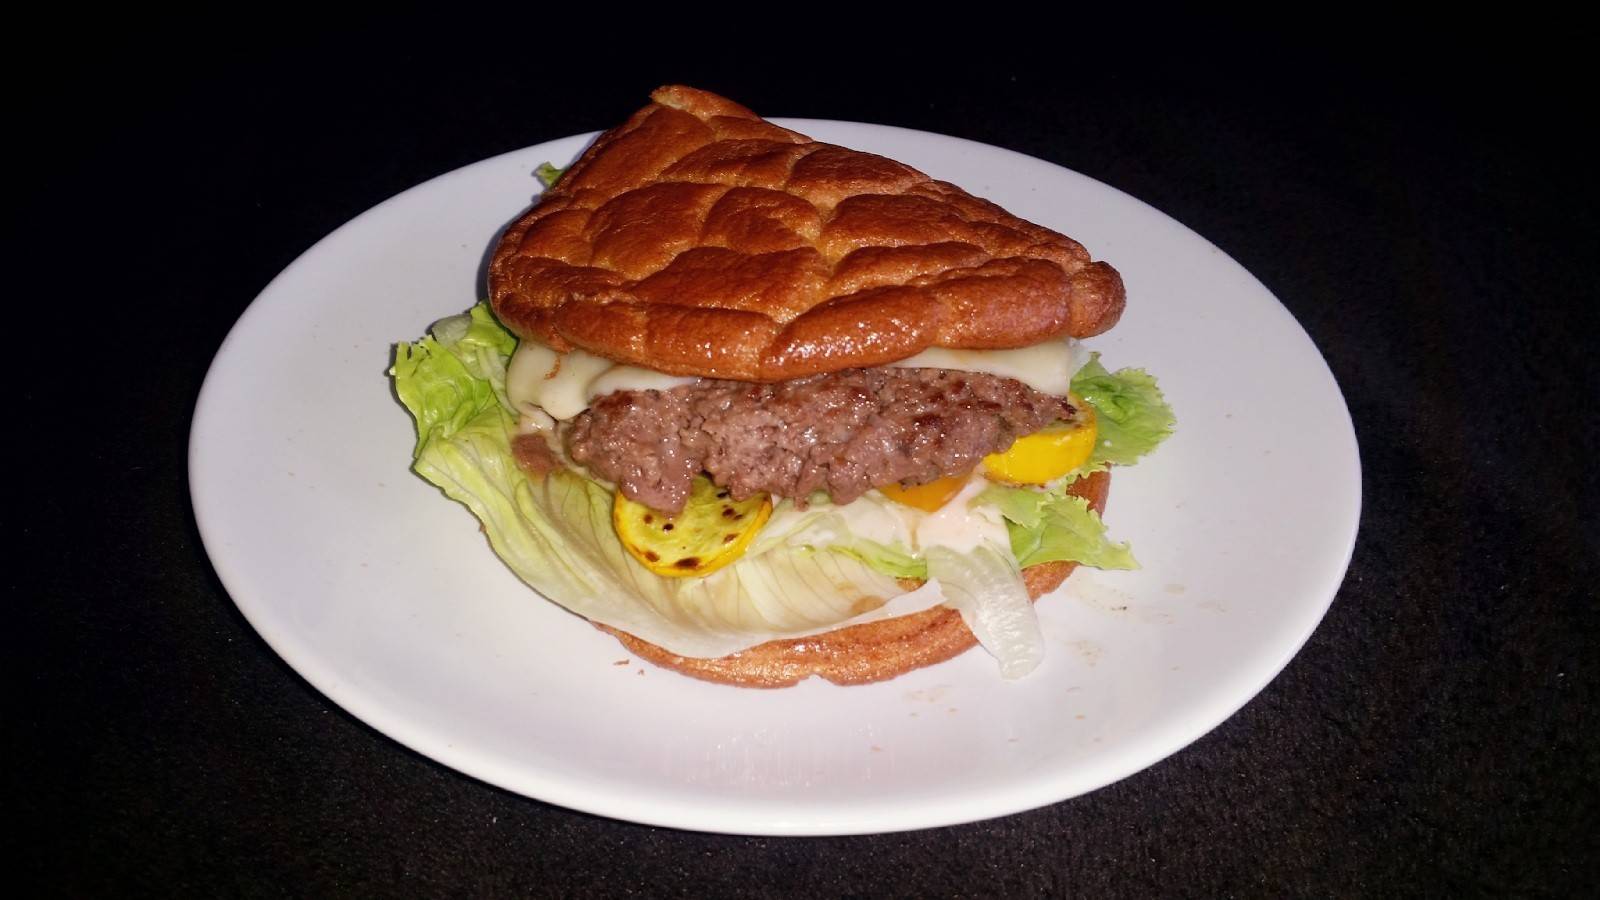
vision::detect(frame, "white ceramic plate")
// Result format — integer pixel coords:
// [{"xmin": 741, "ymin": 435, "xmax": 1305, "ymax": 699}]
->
[{"xmin": 190, "ymin": 120, "xmax": 1359, "ymax": 835}]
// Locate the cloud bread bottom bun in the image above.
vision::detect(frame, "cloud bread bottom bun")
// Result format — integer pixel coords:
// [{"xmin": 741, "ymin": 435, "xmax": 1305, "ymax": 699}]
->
[{"xmin": 598, "ymin": 470, "xmax": 1110, "ymax": 687}]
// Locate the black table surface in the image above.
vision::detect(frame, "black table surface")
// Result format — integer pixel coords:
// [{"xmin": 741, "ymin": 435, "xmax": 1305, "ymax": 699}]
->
[{"xmin": 17, "ymin": 23, "xmax": 1596, "ymax": 897}]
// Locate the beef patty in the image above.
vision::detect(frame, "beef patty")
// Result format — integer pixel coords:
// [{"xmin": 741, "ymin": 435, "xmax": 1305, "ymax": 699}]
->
[{"xmin": 567, "ymin": 368, "xmax": 1076, "ymax": 514}]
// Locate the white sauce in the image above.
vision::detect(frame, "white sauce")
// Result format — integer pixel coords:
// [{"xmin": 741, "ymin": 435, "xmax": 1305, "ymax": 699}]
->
[{"xmin": 914, "ymin": 477, "xmax": 1010, "ymax": 555}]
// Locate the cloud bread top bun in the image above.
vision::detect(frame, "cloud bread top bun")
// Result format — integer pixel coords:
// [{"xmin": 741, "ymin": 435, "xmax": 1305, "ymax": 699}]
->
[{"xmin": 489, "ymin": 85, "xmax": 1125, "ymax": 381}]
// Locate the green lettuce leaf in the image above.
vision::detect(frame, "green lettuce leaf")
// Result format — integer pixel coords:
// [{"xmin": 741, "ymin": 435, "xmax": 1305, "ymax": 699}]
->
[
  {"xmin": 424, "ymin": 303, "xmax": 517, "ymax": 412},
  {"xmin": 392, "ymin": 336, "xmax": 504, "ymax": 457},
  {"xmin": 1070, "ymin": 354, "xmax": 1176, "ymax": 470},
  {"xmin": 975, "ymin": 483, "xmax": 1137, "ymax": 571},
  {"xmin": 925, "ymin": 543, "xmax": 1042, "ymax": 678},
  {"xmin": 829, "ymin": 539, "xmax": 928, "ymax": 580},
  {"xmin": 534, "ymin": 162, "xmax": 566, "ymax": 188}
]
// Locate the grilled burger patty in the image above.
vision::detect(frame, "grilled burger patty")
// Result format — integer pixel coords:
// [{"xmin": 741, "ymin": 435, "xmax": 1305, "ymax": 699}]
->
[{"xmin": 567, "ymin": 368, "xmax": 1076, "ymax": 514}]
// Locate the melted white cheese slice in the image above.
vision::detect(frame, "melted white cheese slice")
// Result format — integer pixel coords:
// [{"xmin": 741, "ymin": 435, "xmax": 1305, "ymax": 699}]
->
[
  {"xmin": 883, "ymin": 336, "xmax": 1088, "ymax": 397},
  {"xmin": 506, "ymin": 342, "xmax": 699, "ymax": 421},
  {"xmin": 505, "ymin": 335, "xmax": 1089, "ymax": 421}
]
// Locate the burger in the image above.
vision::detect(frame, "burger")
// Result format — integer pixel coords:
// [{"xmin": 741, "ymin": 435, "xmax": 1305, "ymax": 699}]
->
[{"xmin": 391, "ymin": 86, "xmax": 1174, "ymax": 686}]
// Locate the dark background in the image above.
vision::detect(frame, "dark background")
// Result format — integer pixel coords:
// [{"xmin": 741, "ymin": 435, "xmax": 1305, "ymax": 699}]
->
[{"xmin": 14, "ymin": 19, "xmax": 1597, "ymax": 897}]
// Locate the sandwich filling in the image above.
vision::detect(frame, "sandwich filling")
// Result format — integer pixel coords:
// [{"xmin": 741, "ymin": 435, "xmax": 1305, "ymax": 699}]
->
[{"xmin": 392, "ymin": 304, "xmax": 1174, "ymax": 677}]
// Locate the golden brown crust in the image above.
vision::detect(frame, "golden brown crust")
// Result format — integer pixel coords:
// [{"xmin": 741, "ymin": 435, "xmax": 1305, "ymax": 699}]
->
[
  {"xmin": 489, "ymin": 86, "xmax": 1125, "ymax": 381},
  {"xmin": 600, "ymin": 470, "xmax": 1111, "ymax": 687}
]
